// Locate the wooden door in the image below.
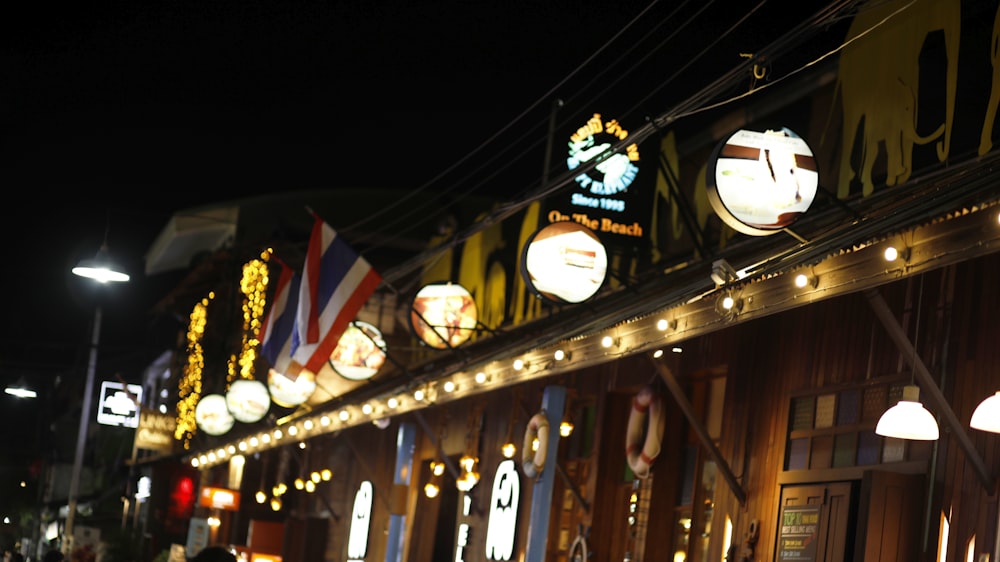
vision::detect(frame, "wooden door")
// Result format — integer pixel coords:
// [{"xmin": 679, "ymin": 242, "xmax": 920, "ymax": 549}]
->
[
  {"xmin": 777, "ymin": 482, "xmax": 856, "ymax": 562},
  {"xmin": 853, "ymin": 470, "xmax": 926, "ymax": 562}
]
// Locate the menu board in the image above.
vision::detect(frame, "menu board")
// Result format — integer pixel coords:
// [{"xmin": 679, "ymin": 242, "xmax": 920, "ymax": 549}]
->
[{"xmin": 777, "ymin": 504, "xmax": 820, "ymax": 561}]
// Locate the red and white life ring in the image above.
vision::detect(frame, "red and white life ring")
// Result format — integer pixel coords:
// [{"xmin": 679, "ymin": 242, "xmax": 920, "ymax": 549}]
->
[
  {"xmin": 625, "ymin": 385, "xmax": 665, "ymax": 479},
  {"xmin": 522, "ymin": 410, "xmax": 550, "ymax": 478}
]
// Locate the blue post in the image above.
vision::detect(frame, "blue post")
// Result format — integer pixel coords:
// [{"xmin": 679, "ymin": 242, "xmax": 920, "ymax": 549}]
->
[
  {"xmin": 524, "ymin": 385, "xmax": 566, "ymax": 562},
  {"xmin": 385, "ymin": 422, "xmax": 416, "ymax": 562}
]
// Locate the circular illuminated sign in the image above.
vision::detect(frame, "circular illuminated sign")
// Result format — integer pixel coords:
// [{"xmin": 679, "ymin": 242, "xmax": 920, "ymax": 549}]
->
[
  {"xmin": 225, "ymin": 379, "xmax": 270, "ymax": 423},
  {"xmin": 567, "ymin": 112, "xmax": 640, "ymax": 196},
  {"xmin": 195, "ymin": 394, "xmax": 235, "ymax": 436},
  {"xmin": 330, "ymin": 321, "xmax": 387, "ymax": 381},
  {"xmin": 521, "ymin": 221, "xmax": 608, "ymax": 304},
  {"xmin": 706, "ymin": 127, "xmax": 818, "ymax": 236},
  {"xmin": 267, "ymin": 368, "xmax": 317, "ymax": 408},
  {"xmin": 410, "ymin": 283, "xmax": 478, "ymax": 349}
]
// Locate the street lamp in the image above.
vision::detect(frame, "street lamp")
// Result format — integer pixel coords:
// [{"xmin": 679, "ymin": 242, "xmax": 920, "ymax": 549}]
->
[{"xmin": 65, "ymin": 242, "xmax": 129, "ymax": 554}]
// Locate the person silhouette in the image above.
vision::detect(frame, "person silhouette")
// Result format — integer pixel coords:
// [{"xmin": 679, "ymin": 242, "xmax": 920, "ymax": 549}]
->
[{"xmin": 189, "ymin": 545, "xmax": 237, "ymax": 562}]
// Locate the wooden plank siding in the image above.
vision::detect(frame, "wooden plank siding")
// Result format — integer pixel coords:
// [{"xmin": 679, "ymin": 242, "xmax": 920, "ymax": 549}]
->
[{"xmin": 279, "ymin": 252, "xmax": 1000, "ymax": 562}]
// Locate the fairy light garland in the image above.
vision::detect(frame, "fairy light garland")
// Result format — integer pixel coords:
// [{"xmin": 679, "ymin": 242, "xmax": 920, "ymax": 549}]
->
[
  {"xmin": 175, "ymin": 292, "xmax": 215, "ymax": 449},
  {"xmin": 228, "ymin": 252, "xmax": 271, "ymax": 383}
]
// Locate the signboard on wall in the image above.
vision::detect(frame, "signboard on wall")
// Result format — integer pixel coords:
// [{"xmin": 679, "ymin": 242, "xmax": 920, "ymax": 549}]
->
[
  {"xmin": 777, "ymin": 504, "xmax": 820, "ymax": 561},
  {"xmin": 135, "ymin": 408, "xmax": 177, "ymax": 453},
  {"xmin": 545, "ymin": 112, "xmax": 651, "ymax": 246},
  {"xmin": 97, "ymin": 381, "xmax": 142, "ymax": 428}
]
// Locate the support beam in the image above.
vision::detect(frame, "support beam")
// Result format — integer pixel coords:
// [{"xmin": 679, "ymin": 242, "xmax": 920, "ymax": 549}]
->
[
  {"xmin": 524, "ymin": 385, "xmax": 566, "ymax": 562},
  {"xmin": 649, "ymin": 357, "xmax": 747, "ymax": 505},
  {"xmin": 865, "ymin": 289, "xmax": 996, "ymax": 491},
  {"xmin": 385, "ymin": 422, "xmax": 415, "ymax": 562}
]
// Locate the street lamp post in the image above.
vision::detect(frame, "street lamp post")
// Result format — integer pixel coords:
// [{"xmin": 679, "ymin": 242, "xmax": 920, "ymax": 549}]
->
[{"xmin": 64, "ymin": 242, "xmax": 129, "ymax": 555}]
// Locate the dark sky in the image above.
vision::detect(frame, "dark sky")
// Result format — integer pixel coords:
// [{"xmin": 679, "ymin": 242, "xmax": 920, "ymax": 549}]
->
[{"xmin": 0, "ymin": 1, "xmax": 828, "ymax": 412}]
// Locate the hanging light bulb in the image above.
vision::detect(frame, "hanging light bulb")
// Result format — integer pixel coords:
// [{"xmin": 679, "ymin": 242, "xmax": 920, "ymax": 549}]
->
[
  {"xmin": 456, "ymin": 454, "xmax": 480, "ymax": 492},
  {"xmin": 970, "ymin": 391, "xmax": 1000, "ymax": 433},
  {"xmin": 559, "ymin": 416, "xmax": 574, "ymax": 437},
  {"xmin": 424, "ymin": 482, "xmax": 440, "ymax": 498},
  {"xmin": 501, "ymin": 441, "xmax": 516, "ymax": 459},
  {"xmin": 875, "ymin": 385, "xmax": 939, "ymax": 440}
]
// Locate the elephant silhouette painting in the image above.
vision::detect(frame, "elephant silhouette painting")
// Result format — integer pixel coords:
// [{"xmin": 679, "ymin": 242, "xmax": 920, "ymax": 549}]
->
[{"xmin": 836, "ymin": 0, "xmax": 959, "ymax": 198}]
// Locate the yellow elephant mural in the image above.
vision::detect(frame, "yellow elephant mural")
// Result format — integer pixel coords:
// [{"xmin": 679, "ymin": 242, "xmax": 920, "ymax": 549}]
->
[{"xmin": 836, "ymin": 0, "xmax": 959, "ymax": 198}]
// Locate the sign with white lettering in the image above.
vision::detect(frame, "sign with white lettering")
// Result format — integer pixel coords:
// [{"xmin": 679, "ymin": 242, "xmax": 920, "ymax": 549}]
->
[
  {"xmin": 199, "ymin": 486, "xmax": 241, "ymax": 511},
  {"xmin": 347, "ymin": 481, "xmax": 373, "ymax": 561},
  {"xmin": 98, "ymin": 381, "xmax": 143, "ymax": 428},
  {"xmin": 485, "ymin": 460, "xmax": 520, "ymax": 561}
]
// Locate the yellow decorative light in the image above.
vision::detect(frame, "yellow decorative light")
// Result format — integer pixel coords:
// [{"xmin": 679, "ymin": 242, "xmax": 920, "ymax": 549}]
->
[
  {"xmin": 501, "ymin": 442, "xmax": 516, "ymax": 459},
  {"xmin": 424, "ymin": 482, "xmax": 440, "ymax": 498},
  {"xmin": 559, "ymin": 420, "xmax": 574, "ymax": 437},
  {"xmin": 176, "ymin": 293, "xmax": 214, "ymax": 449},
  {"xmin": 228, "ymin": 256, "xmax": 270, "ymax": 384}
]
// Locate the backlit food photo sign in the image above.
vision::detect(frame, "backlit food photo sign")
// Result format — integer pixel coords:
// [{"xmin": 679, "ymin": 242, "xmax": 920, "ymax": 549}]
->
[
  {"xmin": 329, "ymin": 321, "xmax": 387, "ymax": 381},
  {"xmin": 561, "ymin": 112, "xmax": 644, "ymax": 239},
  {"xmin": 706, "ymin": 127, "xmax": 818, "ymax": 236},
  {"xmin": 225, "ymin": 378, "xmax": 270, "ymax": 423},
  {"xmin": 409, "ymin": 283, "xmax": 478, "ymax": 350},
  {"xmin": 521, "ymin": 221, "xmax": 609, "ymax": 305}
]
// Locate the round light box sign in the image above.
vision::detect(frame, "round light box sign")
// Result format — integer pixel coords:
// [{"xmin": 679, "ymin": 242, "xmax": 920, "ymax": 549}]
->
[
  {"xmin": 267, "ymin": 368, "xmax": 317, "ymax": 408},
  {"xmin": 195, "ymin": 393, "xmax": 235, "ymax": 436},
  {"xmin": 409, "ymin": 282, "xmax": 478, "ymax": 350},
  {"xmin": 330, "ymin": 321, "xmax": 387, "ymax": 381},
  {"xmin": 225, "ymin": 379, "xmax": 271, "ymax": 423},
  {"xmin": 521, "ymin": 221, "xmax": 608, "ymax": 304},
  {"xmin": 706, "ymin": 127, "xmax": 818, "ymax": 236}
]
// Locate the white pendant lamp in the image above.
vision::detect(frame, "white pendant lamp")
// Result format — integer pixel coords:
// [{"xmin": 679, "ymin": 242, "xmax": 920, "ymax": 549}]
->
[
  {"xmin": 875, "ymin": 385, "xmax": 939, "ymax": 440},
  {"xmin": 970, "ymin": 391, "xmax": 1000, "ymax": 433}
]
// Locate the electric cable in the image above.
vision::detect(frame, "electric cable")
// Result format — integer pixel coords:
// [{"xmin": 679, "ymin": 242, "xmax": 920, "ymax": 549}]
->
[
  {"xmin": 373, "ymin": 0, "xmax": 870, "ymax": 287},
  {"xmin": 340, "ymin": 0, "xmax": 668, "ymax": 247}
]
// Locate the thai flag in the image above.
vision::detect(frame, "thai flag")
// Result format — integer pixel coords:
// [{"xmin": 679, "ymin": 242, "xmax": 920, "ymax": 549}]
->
[
  {"xmin": 292, "ymin": 215, "xmax": 382, "ymax": 374},
  {"xmin": 259, "ymin": 261, "xmax": 301, "ymax": 374}
]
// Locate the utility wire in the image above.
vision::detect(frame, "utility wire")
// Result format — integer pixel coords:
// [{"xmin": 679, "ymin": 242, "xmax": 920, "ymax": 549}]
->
[
  {"xmin": 375, "ymin": 0, "xmax": 869, "ymax": 286},
  {"xmin": 340, "ymin": 0, "xmax": 666, "ymax": 248}
]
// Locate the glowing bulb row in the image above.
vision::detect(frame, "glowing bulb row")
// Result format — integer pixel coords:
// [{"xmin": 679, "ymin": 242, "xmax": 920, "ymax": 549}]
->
[{"xmin": 187, "ymin": 311, "xmax": 692, "ymax": 469}]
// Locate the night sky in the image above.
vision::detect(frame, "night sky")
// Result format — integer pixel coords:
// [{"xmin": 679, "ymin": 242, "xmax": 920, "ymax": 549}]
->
[{"xmin": 0, "ymin": 1, "xmax": 828, "ymax": 459}]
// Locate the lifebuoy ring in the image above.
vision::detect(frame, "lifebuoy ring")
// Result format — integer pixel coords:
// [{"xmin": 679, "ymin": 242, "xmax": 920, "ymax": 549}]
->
[
  {"xmin": 625, "ymin": 385, "xmax": 665, "ymax": 479},
  {"xmin": 522, "ymin": 410, "xmax": 550, "ymax": 478},
  {"xmin": 568, "ymin": 529, "xmax": 589, "ymax": 562}
]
